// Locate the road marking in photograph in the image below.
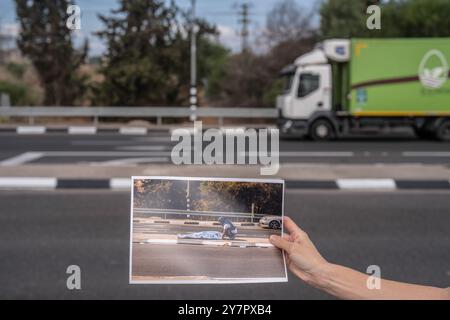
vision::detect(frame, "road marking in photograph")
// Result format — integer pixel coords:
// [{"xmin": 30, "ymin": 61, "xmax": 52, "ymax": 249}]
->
[
  {"xmin": 0, "ymin": 177, "xmax": 57, "ymax": 189},
  {"xmin": 337, "ymin": 179, "xmax": 396, "ymax": 190},
  {"xmin": 68, "ymin": 127, "xmax": 97, "ymax": 135},
  {"xmin": 16, "ymin": 126, "xmax": 46, "ymax": 134},
  {"xmin": 145, "ymin": 239, "xmax": 177, "ymax": 245},
  {"xmin": 0, "ymin": 152, "xmax": 44, "ymax": 166}
]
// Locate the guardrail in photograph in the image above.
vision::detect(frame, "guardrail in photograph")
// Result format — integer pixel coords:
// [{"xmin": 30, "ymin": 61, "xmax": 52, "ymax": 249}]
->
[{"xmin": 134, "ymin": 208, "xmax": 267, "ymax": 222}]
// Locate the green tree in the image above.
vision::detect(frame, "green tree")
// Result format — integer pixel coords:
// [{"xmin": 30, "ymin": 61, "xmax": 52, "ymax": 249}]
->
[
  {"xmin": 95, "ymin": 0, "xmax": 218, "ymax": 106},
  {"xmin": 386, "ymin": 0, "xmax": 450, "ymax": 37},
  {"xmin": 15, "ymin": 0, "xmax": 88, "ymax": 106},
  {"xmin": 320, "ymin": 0, "xmax": 381, "ymax": 38}
]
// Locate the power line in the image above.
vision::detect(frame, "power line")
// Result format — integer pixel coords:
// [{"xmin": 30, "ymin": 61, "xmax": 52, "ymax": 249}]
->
[{"xmin": 235, "ymin": 1, "xmax": 252, "ymax": 53}]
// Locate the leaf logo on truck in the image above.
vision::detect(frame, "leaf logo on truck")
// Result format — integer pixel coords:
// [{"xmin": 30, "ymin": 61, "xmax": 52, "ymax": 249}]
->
[{"xmin": 418, "ymin": 49, "xmax": 449, "ymax": 89}]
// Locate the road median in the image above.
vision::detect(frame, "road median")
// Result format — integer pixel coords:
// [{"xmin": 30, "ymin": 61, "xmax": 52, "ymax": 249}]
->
[{"xmin": 1, "ymin": 164, "xmax": 450, "ymax": 190}]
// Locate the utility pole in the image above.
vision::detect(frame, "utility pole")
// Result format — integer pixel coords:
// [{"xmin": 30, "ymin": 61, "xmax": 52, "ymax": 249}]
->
[
  {"xmin": 189, "ymin": 0, "xmax": 198, "ymax": 121},
  {"xmin": 237, "ymin": 1, "xmax": 251, "ymax": 53}
]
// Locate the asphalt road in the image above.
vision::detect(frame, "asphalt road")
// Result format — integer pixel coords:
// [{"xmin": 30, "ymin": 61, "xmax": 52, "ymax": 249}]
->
[
  {"xmin": 1, "ymin": 131, "xmax": 450, "ymax": 165},
  {"xmin": 133, "ymin": 223, "xmax": 280, "ymax": 238},
  {"xmin": 132, "ymin": 244, "xmax": 285, "ymax": 280},
  {"xmin": 0, "ymin": 189, "xmax": 448, "ymax": 299}
]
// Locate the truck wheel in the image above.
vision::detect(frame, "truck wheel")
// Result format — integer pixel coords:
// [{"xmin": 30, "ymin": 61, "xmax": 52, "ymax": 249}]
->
[
  {"xmin": 435, "ymin": 120, "xmax": 450, "ymax": 141},
  {"xmin": 309, "ymin": 119, "xmax": 336, "ymax": 141}
]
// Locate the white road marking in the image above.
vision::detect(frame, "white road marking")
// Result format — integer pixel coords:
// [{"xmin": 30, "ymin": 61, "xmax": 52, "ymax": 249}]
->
[
  {"xmin": 0, "ymin": 177, "xmax": 57, "ymax": 189},
  {"xmin": 16, "ymin": 126, "xmax": 46, "ymax": 134},
  {"xmin": 337, "ymin": 179, "xmax": 396, "ymax": 190},
  {"xmin": 245, "ymin": 151, "xmax": 354, "ymax": 157},
  {"xmin": 116, "ymin": 145, "xmax": 171, "ymax": 151},
  {"xmin": 91, "ymin": 157, "xmax": 170, "ymax": 166},
  {"xmin": 145, "ymin": 239, "xmax": 177, "ymax": 245},
  {"xmin": 254, "ymin": 243, "xmax": 274, "ymax": 248},
  {"xmin": 40, "ymin": 151, "xmax": 173, "ymax": 157},
  {"xmin": 68, "ymin": 127, "xmax": 97, "ymax": 135},
  {"xmin": 0, "ymin": 152, "xmax": 44, "ymax": 166},
  {"xmin": 70, "ymin": 140, "xmax": 147, "ymax": 146},
  {"xmin": 110, "ymin": 178, "xmax": 132, "ymax": 189},
  {"xmin": 119, "ymin": 127, "xmax": 148, "ymax": 135}
]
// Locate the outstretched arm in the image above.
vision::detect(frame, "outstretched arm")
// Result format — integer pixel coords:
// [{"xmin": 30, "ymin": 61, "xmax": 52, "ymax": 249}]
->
[{"xmin": 270, "ymin": 217, "xmax": 449, "ymax": 300}]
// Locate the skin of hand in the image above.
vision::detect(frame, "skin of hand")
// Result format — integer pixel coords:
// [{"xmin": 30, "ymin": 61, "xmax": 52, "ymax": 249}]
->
[
  {"xmin": 270, "ymin": 217, "xmax": 450, "ymax": 300},
  {"xmin": 269, "ymin": 217, "xmax": 329, "ymax": 286}
]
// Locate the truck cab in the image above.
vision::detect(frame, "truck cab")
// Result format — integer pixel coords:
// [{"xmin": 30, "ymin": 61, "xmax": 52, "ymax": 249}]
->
[{"xmin": 278, "ymin": 39, "xmax": 350, "ymax": 140}]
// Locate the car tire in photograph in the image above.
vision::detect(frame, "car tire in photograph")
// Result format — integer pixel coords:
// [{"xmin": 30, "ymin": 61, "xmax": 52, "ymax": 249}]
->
[{"xmin": 269, "ymin": 220, "xmax": 281, "ymax": 229}]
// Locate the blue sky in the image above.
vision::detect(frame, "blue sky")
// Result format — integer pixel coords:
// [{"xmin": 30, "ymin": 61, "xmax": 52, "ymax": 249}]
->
[{"xmin": 0, "ymin": 0, "xmax": 317, "ymax": 55}]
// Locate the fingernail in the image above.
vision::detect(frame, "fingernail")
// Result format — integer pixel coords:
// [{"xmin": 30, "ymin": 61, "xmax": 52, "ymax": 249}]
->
[{"xmin": 269, "ymin": 235, "xmax": 276, "ymax": 243}]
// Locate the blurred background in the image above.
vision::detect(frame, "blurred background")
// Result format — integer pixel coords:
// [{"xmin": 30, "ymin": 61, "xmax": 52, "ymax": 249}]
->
[{"xmin": 0, "ymin": 0, "xmax": 448, "ymax": 111}]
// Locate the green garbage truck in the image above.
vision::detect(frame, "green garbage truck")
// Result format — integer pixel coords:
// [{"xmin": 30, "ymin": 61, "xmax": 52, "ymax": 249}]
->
[{"xmin": 277, "ymin": 38, "xmax": 450, "ymax": 141}]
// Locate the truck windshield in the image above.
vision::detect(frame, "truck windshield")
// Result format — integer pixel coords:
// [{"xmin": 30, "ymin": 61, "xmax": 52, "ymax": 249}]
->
[
  {"xmin": 298, "ymin": 73, "xmax": 320, "ymax": 98},
  {"xmin": 282, "ymin": 73, "xmax": 295, "ymax": 94}
]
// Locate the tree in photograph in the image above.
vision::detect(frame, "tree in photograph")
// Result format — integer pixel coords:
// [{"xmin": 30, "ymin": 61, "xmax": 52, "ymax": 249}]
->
[
  {"xmin": 191, "ymin": 181, "xmax": 283, "ymax": 216},
  {"xmin": 133, "ymin": 179, "xmax": 187, "ymax": 210},
  {"xmin": 15, "ymin": 0, "xmax": 88, "ymax": 106}
]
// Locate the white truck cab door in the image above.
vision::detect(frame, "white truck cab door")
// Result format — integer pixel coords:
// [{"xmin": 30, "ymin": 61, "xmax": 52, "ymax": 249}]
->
[{"xmin": 289, "ymin": 65, "xmax": 331, "ymax": 119}]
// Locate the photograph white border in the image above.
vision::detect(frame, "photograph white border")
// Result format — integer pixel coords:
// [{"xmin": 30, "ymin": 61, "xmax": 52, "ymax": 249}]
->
[{"xmin": 129, "ymin": 176, "xmax": 287, "ymax": 284}]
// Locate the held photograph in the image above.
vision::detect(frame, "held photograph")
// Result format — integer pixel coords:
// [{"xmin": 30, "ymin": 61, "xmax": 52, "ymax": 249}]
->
[{"xmin": 129, "ymin": 177, "xmax": 287, "ymax": 284}]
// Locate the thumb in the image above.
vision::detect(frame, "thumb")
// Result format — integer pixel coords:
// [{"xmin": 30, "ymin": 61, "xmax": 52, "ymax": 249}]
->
[{"xmin": 270, "ymin": 235, "xmax": 292, "ymax": 253}]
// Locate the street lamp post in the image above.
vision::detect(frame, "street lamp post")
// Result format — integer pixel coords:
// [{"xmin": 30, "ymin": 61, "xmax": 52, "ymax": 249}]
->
[{"xmin": 190, "ymin": 0, "xmax": 198, "ymax": 122}]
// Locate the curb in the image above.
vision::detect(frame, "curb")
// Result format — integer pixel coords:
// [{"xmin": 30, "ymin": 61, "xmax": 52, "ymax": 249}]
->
[
  {"xmin": 142, "ymin": 239, "xmax": 273, "ymax": 248},
  {"xmin": 146, "ymin": 220, "xmax": 257, "ymax": 228},
  {"xmin": 0, "ymin": 125, "xmax": 273, "ymax": 135},
  {"xmin": 0, "ymin": 178, "xmax": 450, "ymax": 190},
  {"xmin": 0, "ymin": 126, "xmax": 156, "ymax": 136}
]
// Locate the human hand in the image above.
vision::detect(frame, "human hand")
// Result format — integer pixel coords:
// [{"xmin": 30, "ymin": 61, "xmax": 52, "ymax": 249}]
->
[{"xmin": 270, "ymin": 217, "xmax": 329, "ymax": 284}]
